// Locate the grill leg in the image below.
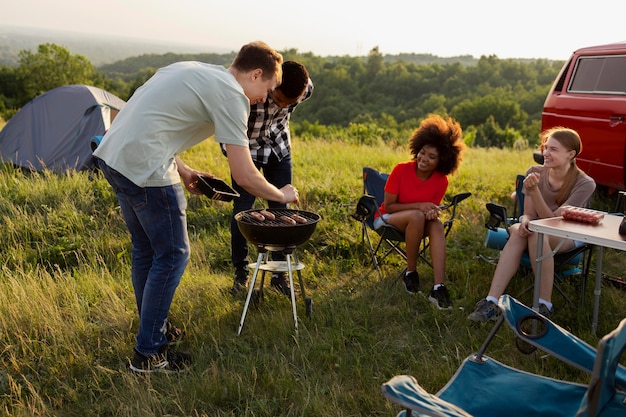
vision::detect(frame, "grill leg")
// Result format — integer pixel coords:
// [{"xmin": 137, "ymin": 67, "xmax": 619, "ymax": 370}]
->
[
  {"xmin": 237, "ymin": 251, "xmax": 266, "ymax": 336},
  {"xmin": 293, "ymin": 251, "xmax": 307, "ymax": 300},
  {"xmin": 286, "ymin": 253, "xmax": 298, "ymax": 334}
]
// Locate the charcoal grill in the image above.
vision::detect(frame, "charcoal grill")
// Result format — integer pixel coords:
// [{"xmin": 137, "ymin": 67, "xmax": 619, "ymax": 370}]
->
[{"xmin": 235, "ymin": 208, "xmax": 321, "ymax": 335}]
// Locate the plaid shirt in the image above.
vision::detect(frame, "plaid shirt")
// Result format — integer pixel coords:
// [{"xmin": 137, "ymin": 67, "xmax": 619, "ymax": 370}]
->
[{"xmin": 222, "ymin": 78, "xmax": 314, "ymax": 164}]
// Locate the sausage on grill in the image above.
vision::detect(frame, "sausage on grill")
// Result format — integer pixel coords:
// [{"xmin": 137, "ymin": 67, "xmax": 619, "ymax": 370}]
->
[
  {"xmin": 249, "ymin": 212, "xmax": 266, "ymax": 222},
  {"xmin": 291, "ymin": 214, "xmax": 307, "ymax": 224},
  {"xmin": 279, "ymin": 215, "xmax": 297, "ymax": 225},
  {"xmin": 259, "ymin": 210, "xmax": 275, "ymax": 220}
]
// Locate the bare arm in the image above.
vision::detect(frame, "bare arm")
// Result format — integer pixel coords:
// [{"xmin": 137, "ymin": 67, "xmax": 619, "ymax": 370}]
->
[
  {"xmin": 523, "ymin": 172, "xmax": 563, "ymax": 220},
  {"xmin": 225, "ymin": 144, "xmax": 299, "ymax": 204},
  {"xmin": 519, "ymin": 172, "xmax": 560, "ymax": 234},
  {"xmin": 175, "ymin": 156, "xmax": 205, "ymax": 195},
  {"xmin": 384, "ymin": 191, "xmax": 440, "ymax": 220}
]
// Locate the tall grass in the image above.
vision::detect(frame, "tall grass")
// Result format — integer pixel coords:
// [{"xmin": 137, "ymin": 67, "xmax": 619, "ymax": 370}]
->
[{"xmin": 0, "ymin": 139, "xmax": 624, "ymax": 416}]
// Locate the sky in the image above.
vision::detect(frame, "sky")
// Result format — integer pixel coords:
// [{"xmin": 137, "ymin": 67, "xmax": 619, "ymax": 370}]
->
[{"xmin": 1, "ymin": 0, "xmax": 625, "ymax": 60}]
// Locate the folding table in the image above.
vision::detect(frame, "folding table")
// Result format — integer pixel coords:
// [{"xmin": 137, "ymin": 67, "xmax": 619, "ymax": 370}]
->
[{"xmin": 529, "ymin": 213, "xmax": 626, "ymax": 334}]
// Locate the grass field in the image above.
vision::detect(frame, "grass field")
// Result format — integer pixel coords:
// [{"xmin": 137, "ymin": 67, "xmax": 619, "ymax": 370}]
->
[{"xmin": 0, "ymin": 136, "xmax": 624, "ymax": 416}]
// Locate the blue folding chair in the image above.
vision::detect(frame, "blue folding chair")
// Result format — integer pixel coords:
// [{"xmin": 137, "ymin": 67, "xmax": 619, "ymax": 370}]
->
[
  {"xmin": 482, "ymin": 174, "xmax": 593, "ymax": 305},
  {"xmin": 351, "ymin": 166, "xmax": 471, "ymax": 282},
  {"xmin": 381, "ymin": 294, "xmax": 626, "ymax": 417}
]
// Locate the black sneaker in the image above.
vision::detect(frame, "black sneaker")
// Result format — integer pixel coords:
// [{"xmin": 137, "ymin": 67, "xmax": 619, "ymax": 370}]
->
[
  {"xmin": 428, "ymin": 284, "xmax": 453, "ymax": 310},
  {"xmin": 468, "ymin": 298, "xmax": 501, "ymax": 323},
  {"xmin": 403, "ymin": 271, "xmax": 420, "ymax": 294},
  {"xmin": 165, "ymin": 321, "xmax": 185, "ymax": 345},
  {"xmin": 230, "ymin": 269, "xmax": 249, "ymax": 296},
  {"xmin": 271, "ymin": 272, "xmax": 292, "ymax": 297},
  {"xmin": 129, "ymin": 346, "xmax": 191, "ymax": 374}
]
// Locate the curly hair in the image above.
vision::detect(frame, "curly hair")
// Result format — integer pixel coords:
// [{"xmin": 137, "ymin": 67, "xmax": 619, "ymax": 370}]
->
[
  {"xmin": 278, "ymin": 61, "xmax": 309, "ymax": 99},
  {"xmin": 409, "ymin": 114, "xmax": 465, "ymax": 175}
]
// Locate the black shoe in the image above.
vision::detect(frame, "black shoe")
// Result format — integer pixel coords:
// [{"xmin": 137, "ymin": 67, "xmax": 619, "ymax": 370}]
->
[
  {"xmin": 230, "ymin": 269, "xmax": 249, "ymax": 296},
  {"xmin": 270, "ymin": 272, "xmax": 291, "ymax": 297},
  {"xmin": 539, "ymin": 303, "xmax": 554, "ymax": 319},
  {"xmin": 468, "ymin": 298, "xmax": 501, "ymax": 323},
  {"xmin": 129, "ymin": 345, "xmax": 191, "ymax": 374},
  {"xmin": 165, "ymin": 321, "xmax": 185, "ymax": 345},
  {"xmin": 428, "ymin": 284, "xmax": 453, "ymax": 310},
  {"xmin": 403, "ymin": 271, "xmax": 420, "ymax": 294}
]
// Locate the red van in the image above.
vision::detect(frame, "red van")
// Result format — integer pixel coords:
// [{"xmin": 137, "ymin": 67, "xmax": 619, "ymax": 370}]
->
[{"xmin": 542, "ymin": 42, "xmax": 626, "ymax": 191}]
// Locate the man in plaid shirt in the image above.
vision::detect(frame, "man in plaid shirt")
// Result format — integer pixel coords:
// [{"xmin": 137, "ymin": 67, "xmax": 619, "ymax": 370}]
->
[{"xmin": 223, "ymin": 60, "xmax": 314, "ymax": 295}]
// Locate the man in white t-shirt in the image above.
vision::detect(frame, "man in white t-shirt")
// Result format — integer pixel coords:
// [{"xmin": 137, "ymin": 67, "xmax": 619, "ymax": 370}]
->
[{"xmin": 93, "ymin": 41, "xmax": 299, "ymax": 374}]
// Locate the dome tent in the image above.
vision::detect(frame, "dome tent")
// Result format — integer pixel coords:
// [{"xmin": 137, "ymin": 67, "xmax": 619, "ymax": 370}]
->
[{"xmin": 0, "ymin": 85, "xmax": 125, "ymax": 172}]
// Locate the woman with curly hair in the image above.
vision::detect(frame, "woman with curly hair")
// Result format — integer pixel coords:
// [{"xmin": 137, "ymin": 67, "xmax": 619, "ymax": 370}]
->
[{"xmin": 373, "ymin": 114, "xmax": 465, "ymax": 309}]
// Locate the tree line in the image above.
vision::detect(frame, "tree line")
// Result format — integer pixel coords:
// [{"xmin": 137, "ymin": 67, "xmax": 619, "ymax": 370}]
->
[{"xmin": 0, "ymin": 43, "xmax": 565, "ymax": 149}]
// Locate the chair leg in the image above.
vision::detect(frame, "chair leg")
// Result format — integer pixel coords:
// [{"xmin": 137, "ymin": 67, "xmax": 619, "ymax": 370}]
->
[
  {"xmin": 473, "ymin": 315, "xmax": 506, "ymax": 362},
  {"xmin": 552, "ymin": 279, "xmax": 575, "ymax": 306},
  {"xmin": 363, "ymin": 229, "xmax": 384, "ymax": 281},
  {"xmin": 389, "ymin": 266, "xmax": 407, "ymax": 288}
]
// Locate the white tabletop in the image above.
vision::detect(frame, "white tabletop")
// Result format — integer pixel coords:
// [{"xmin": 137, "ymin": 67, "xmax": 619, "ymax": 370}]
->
[{"xmin": 529, "ymin": 213, "xmax": 626, "ymax": 251}]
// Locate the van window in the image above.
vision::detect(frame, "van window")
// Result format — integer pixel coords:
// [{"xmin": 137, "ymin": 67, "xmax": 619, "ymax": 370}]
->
[{"xmin": 568, "ymin": 55, "xmax": 626, "ymax": 95}]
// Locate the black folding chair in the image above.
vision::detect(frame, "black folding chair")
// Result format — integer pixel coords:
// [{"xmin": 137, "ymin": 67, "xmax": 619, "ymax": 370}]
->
[{"xmin": 352, "ymin": 166, "xmax": 471, "ymax": 282}]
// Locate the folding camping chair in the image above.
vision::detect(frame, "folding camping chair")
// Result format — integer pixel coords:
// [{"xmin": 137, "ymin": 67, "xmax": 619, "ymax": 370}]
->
[
  {"xmin": 351, "ymin": 166, "xmax": 471, "ymax": 282},
  {"xmin": 482, "ymin": 174, "xmax": 593, "ymax": 306},
  {"xmin": 381, "ymin": 294, "xmax": 626, "ymax": 417}
]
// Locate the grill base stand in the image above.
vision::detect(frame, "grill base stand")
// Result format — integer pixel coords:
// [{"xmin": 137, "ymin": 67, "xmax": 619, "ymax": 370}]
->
[{"xmin": 237, "ymin": 246, "xmax": 311, "ymax": 336}]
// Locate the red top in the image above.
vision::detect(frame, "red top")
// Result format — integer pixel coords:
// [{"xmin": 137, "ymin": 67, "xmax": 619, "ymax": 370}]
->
[{"xmin": 377, "ymin": 161, "xmax": 448, "ymax": 217}]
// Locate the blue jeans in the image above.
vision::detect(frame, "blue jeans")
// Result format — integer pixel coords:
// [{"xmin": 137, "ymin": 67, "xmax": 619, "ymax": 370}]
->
[
  {"xmin": 95, "ymin": 158, "xmax": 190, "ymax": 355},
  {"xmin": 230, "ymin": 153, "xmax": 292, "ymax": 271}
]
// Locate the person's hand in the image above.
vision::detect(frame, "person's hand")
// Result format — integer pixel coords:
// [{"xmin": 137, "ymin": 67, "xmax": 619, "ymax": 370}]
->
[
  {"xmin": 176, "ymin": 156, "xmax": 210, "ymax": 195},
  {"xmin": 280, "ymin": 184, "xmax": 299, "ymax": 204},
  {"xmin": 518, "ymin": 218, "xmax": 533, "ymax": 238},
  {"xmin": 421, "ymin": 203, "xmax": 440, "ymax": 220},
  {"xmin": 523, "ymin": 172, "xmax": 540, "ymax": 192},
  {"xmin": 186, "ymin": 171, "xmax": 214, "ymax": 195},
  {"xmin": 425, "ymin": 207, "xmax": 440, "ymax": 220}
]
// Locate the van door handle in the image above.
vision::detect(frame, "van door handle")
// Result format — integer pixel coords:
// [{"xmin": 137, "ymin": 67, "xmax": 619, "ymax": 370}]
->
[{"xmin": 609, "ymin": 115, "xmax": 624, "ymax": 127}]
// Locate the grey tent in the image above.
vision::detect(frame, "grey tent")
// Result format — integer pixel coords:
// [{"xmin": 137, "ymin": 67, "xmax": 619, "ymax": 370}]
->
[{"xmin": 0, "ymin": 84, "xmax": 125, "ymax": 172}]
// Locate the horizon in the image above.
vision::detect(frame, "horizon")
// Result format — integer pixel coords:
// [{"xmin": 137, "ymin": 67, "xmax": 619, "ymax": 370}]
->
[
  {"xmin": 2, "ymin": 1, "xmax": 626, "ymax": 61},
  {"xmin": 0, "ymin": 24, "xmax": 602, "ymax": 63}
]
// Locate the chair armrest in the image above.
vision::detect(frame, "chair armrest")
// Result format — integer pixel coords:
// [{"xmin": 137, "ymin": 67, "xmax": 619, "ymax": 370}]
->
[
  {"xmin": 485, "ymin": 203, "xmax": 508, "ymax": 231},
  {"xmin": 381, "ymin": 375, "xmax": 473, "ymax": 417},
  {"xmin": 500, "ymin": 295, "xmax": 598, "ymax": 375},
  {"xmin": 351, "ymin": 195, "xmax": 377, "ymax": 222},
  {"xmin": 439, "ymin": 192, "xmax": 472, "ymax": 210}
]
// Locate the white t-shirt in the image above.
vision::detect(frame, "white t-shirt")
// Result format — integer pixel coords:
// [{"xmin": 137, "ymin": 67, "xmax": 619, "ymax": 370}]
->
[{"xmin": 94, "ymin": 61, "xmax": 250, "ymax": 187}]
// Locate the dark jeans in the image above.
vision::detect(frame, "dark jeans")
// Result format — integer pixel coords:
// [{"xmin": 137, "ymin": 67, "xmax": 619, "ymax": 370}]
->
[
  {"xmin": 95, "ymin": 158, "xmax": 190, "ymax": 355},
  {"xmin": 230, "ymin": 153, "xmax": 292, "ymax": 273}
]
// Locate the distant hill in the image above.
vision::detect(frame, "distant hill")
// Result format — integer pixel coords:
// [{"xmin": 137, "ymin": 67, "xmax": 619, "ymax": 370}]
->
[
  {"xmin": 0, "ymin": 25, "xmax": 549, "ymax": 75},
  {"xmin": 0, "ymin": 26, "xmax": 231, "ymax": 66}
]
